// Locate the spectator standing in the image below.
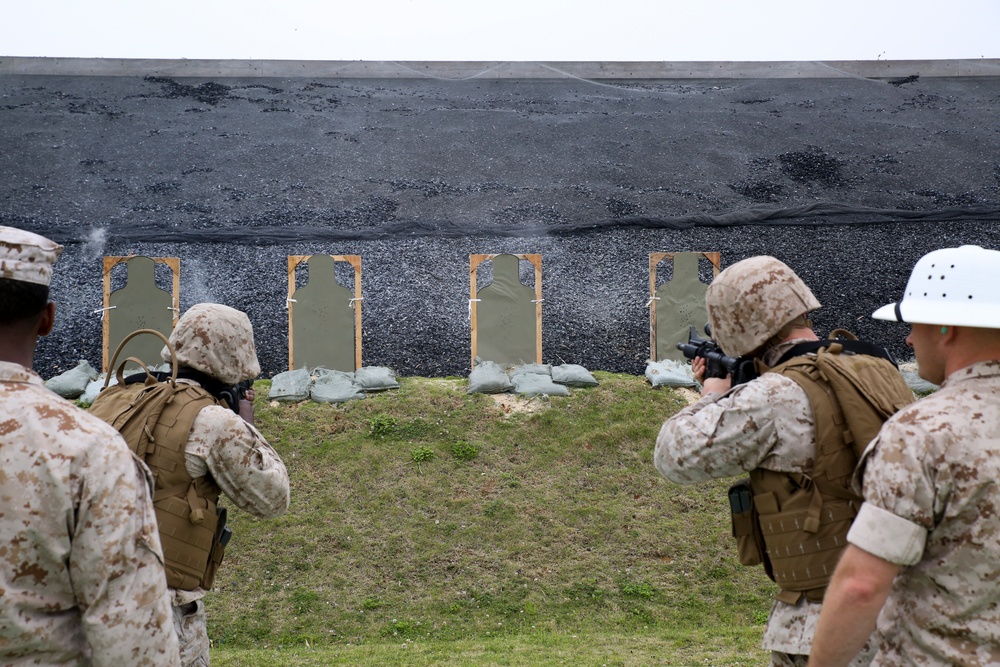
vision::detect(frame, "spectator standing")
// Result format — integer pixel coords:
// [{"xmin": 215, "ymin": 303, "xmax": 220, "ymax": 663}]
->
[
  {"xmin": 809, "ymin": 245, "xmax": 1000, "ymax": 666},
  {"xmin": 0, "ymin": 225, "xmax": 179, "ymax": 666}
]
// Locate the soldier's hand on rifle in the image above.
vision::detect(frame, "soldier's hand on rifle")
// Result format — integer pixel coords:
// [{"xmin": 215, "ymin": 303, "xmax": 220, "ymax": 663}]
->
[
  {"xmin": 238, "ymin": 388, "xmax": 255, "ymax": 425},
  {"xmin": 691, "ymin": 356, "xmax": 732, "ymax": 396},
  {"xmin": 691, "ymin": 355, "xmax": 707, "ymax": 383}
]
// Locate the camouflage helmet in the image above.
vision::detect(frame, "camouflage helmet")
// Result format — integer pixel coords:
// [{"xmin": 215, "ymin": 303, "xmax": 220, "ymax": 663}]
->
[
  {"xmin": 706, "ymin": 256, "xmax": 821, "ymax": 357},
  {"xmin": 161, "ymin": 303, "xmax": 261, "ymax": 385}
]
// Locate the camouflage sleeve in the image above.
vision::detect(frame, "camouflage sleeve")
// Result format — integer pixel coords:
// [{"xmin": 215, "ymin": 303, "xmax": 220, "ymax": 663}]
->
[
  {"xmin": 851, "ymin": 412, "xmax": 938, "ymax": 565},
  {"xmin": 72, "ymin": 438, "xmax": 180, "ymax": 667},
  {"xmin": 848, "ymin": 501, "xmax": 926, "ymax": 566},
  {"xmin": 654, "ymin": 373, "xmax": 813, "ymax": 484},
  {"xmin": 189, "ymin": 405, "xmax": 291, "ymax": 519}
]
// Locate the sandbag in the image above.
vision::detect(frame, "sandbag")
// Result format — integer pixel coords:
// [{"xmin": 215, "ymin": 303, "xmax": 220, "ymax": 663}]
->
[
  {"xmin": 509, "ymin": 363, "xmax": 553, "ymax": 378},
  {"xmin": 645, "ymin": 359, "xmax": 698, "ymax": 388},
  {"xmin": 511, "ymin": 372, "xmax": 571, "ymax": 397},
  {"xmin": 44, "ymin": 360, "xmax": 100, "ymax": 399},
  {"xmin": 79, "ymin": 374, "xmax": 116, "ymax": 407},
  {"xmin": 310, "ymin": 372, "xmax": 365, "ymax": 403},
  {"xmin": 901, "ymin": 368, "xmax": 938, "ymax": 395},
  {"xmin": 468, "ymin": 359, "xmax": 514, "ymax": 394},
  {"xmin": 354, "ymin": 366, "xmax": 400, "ymax": 392},
  {"xmin": 268, "ymin": 368, "xmax": 313, "ymax": 403},
  {"xmin": 551, "ymin": 364, "xmax": 599, "ymax": 387},
  {"xmin": 311, "ymin": 367, "xmax": 354, "ymax": 381}
]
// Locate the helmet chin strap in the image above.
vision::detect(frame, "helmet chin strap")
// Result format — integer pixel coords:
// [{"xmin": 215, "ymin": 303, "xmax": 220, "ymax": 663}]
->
[{"xmin": 894, "ymin": 300, "xmax": 905, "ymax": 323}]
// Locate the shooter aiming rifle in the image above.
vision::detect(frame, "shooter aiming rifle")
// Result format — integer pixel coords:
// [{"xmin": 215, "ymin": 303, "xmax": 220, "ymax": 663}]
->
[{"xmin": 676, "ymin": 325, "xmax": 758, "ymax": 386}]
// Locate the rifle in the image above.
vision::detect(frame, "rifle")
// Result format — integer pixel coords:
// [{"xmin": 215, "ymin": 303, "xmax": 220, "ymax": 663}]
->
[
  {"xmin": 125, "ymin": 370, "xmax": 255, "ymax": 415},
  {"xmin": 675, "ymin": 325, "xmax": 758, "ymax": 387},
  {"xmin": 219, "ymin": 379, "xmax": 255, "ymax": 414}
]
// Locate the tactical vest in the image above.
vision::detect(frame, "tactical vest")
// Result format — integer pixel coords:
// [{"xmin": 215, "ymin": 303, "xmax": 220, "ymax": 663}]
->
[
  {"xmin": 90, "ymin": 379, "xmax": 226, "ymax": 591},
  {"xmin": 731, "ymin": 337, "xmax": 915, "ymax": 603}
]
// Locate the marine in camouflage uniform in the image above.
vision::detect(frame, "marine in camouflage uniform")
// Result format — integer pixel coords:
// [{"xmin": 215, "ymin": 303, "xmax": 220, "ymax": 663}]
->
[
  {"xmin": 809, "ymin": 246, "xmax": 1000, "ymax": 666},
  {"xmin": 654, "ymin": 256, "xmax": 876, "ymax": 667},
  {"xmin": 0, "ymin": 226, "xmax": 180, "ymax": 666},
  {"xmin": 156, "ymin": 304, "xmax": 290, "ymax": 667}
]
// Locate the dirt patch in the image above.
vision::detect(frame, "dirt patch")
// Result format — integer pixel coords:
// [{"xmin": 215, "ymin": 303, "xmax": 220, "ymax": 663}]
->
[
  {"xmin": 673, "ymin": 387, "xmax": 702, "ymax": 406},
  {"xmin": 411, "ymin": 377, "xmax": 465, "ymax": 391},
  {"xmin": 489, "ymin": 393, "xmax": 548, "ymax": 416}
]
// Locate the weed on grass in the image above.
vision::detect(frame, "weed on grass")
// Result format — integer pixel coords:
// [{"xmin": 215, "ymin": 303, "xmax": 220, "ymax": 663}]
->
[
  {"xmin": 619, "ymin": 580, "xmax": 657, "ymax": 600},
  {"xmin": 410, "ymin": 445, "xmax": 436, "ymax": 473},
  {"xmin": 450, "ymin": 440, "xmax": 479, "ymax": 461},
  {"xmin": 368, "ymin": 413, "xmax": 397, "ymax": 438}
]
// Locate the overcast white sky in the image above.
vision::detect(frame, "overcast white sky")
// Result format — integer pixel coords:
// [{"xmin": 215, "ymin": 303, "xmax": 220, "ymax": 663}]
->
[{"xmin": 3, "ymin": 0, "xmax": 999, "ymax": 62}]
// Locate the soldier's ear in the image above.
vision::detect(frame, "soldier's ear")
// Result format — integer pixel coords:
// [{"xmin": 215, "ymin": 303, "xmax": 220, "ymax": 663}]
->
[{"xmin": 36, "ymin": 302, "xmax": 55, "ymax": 337}]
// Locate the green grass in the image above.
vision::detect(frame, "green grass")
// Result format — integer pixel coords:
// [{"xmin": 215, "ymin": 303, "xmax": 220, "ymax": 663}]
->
[{"xmin": 209, "ymin": 373, "xmax": 774, "ymax": 665}]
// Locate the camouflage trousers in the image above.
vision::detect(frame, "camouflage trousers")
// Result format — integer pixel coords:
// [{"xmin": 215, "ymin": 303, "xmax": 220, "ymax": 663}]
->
[
  {"xmin": 173, "ymin": 600, "xmax": 210, "ymax": 667},
  {"xmin": 771, "ymin": 653, "xmax": 811, "ymax": 667},
  {"xmin": 771, "ymin": 641, "xmax": 876, "ymax": 667}
]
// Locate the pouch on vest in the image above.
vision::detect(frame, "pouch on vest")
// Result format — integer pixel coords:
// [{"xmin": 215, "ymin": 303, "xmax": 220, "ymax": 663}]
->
[
  {"xmin": 773, "ymin": 331, "xmax": 915, "ymax": 459},
  {"xmin": 728, "ymin": 478, "xmax": 771, "ymax": 576},
  {"xmin": 812, "ymin": 340, "xmax": 915, "ymax": 458},
  {"xmin": 88, "ymin": 329, "xmax": 184, "ymax": 460},
  {"xmin": 156, "ymin": 483, "xmax": 219, "ymax": 591},
  {"xmin": 201, "ymin": 507, "xmax": 232, "ymax": 590}
]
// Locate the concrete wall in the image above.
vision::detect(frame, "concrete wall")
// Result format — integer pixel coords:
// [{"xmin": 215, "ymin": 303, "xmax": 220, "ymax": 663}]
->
[{"xmin": 3, "ymin": 56, "xmax": 1000, "ymax": 79}]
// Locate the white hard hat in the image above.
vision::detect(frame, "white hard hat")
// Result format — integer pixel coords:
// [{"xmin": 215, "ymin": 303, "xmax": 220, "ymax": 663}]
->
[{"xmin": 873, "ymin": 245, "xmax": 1000, "ymax": 327}]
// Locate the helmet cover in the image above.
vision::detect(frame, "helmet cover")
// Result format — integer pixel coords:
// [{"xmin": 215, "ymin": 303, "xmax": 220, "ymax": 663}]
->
[
  {"xmin": 706, "ymin": 256, "xmax": 821, "ymax": 357},
  {"xmin": 162, "ymin": 303, "xmax": 261, "ymax": 385}
]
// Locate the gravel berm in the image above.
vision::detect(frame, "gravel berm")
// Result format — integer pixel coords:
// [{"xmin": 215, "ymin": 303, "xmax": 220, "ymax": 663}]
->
[{"xmin": 2, "ymin": 70, "xmax": 998, "ymax": 379}]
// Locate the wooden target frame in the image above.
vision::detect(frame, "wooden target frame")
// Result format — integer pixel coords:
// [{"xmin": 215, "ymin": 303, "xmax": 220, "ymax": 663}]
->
[
  {"xmin": 287, "ymin": 255, "xmax": 363, "ymax": 371},
  {"xmin": 101, "ymin": 256, "xmax": 180, "ymax": 373},
  {"xmin": 469, "ymin": 253, "xmax": 543, "ymax": 367},
  {"xmin": 648, "ymin": 252, "xmax": 721, "ymax": 361}
]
